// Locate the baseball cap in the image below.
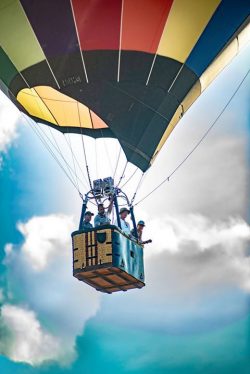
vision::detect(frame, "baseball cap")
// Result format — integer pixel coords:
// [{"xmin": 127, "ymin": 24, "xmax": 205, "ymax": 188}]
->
[
  {"xmin": 85, "ymin": 211, "xmax": 94, "ymax": 216},
  {"xmin": 119, "ymin": 207, "xmax": 130, "ymax": 214},
  {"xmin": 138, "ymin": 220, "xmax": 145, "ymax": 226}
]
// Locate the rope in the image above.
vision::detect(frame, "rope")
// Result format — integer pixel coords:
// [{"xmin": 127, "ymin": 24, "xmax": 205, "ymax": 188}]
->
[
  {"xmin": 82, "ymin": 136, "xmax": 93, "ymax": 191},
  {"xmin": 113, "ymin": 146, "xmax": 122, "ymax": 180},
  {"xmin": 46, "ymin": 126, "xmax": 81, "ymax": 190},
  {"xmin": 95, "ymin": 139, "xmax": 99, "ymax": 179},
  {"xmin": 134, "ymin": 68, "xmax": 250, "ymax": 207},
  {"xmin": 76, "ymin": 103, "xmax": 93, "ymax": 192},
  {"xmin": 7, "ymin": 86, "xmax": 85, "ymax": 198},
  {"xmin": 4, "ymin": 60, "xmax": 86, "ymax": 199},
  {"xmin": 63, "ymin": 133, "xmax": 89, "ymax": 188},
  {"xmin": 22, "ymin": 114, "xmax": 82, "ymax": 195},
  {"xmin": 59, "ymin": 99, "xmax": 89, "ymax": 190},
  {"xmin": 116, "ymin": 160, "xmax": 128, "ymax": 187},
  {"xmin": 130, "ymin": 172, "xmax": 145, "ymax": 206},
  {"xmin": 120, "ymin": 167, "xmax": 139, "ymax": 189},
  {"xmin": 64, "ymin": 132, "xmax": 81, "ymax": 192},
  {"xmin": 23, "ymin": 117, "xmax": 97, "ymax": 205},
  {"xmin": 27, "ymin": 86, "xmax": 84, "ymax": 191},
  {"xmin": 36, "ymin": 124, "xmax": 85, "ymax": 190},
  {"xmin": 90, "ymin": 108, "xmax": 116, "ymax": 179},
  {"xmin": 101, "ymin": 129, "xmax": 114, "ymax": 175}
]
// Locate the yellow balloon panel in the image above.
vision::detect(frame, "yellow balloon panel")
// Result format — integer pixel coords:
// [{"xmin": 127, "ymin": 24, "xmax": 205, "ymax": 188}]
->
[
  {"xmin": 17, "ymin": 86, "xmax": 108, "ymax": 129},
  {"xmin": 17, "ymin": 88, "xmax": 56, "ymax": 124},
  {"xmin": 157, "ymin": 0, "xmax": 221, "ymax": 62}
]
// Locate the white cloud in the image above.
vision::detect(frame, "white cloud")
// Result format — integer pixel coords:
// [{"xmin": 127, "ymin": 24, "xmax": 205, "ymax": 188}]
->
[
  {"xmin": 144, "ymin": 213, "xmax": 250, "ymax": 293},
  {"xmin": 97, "ymin": 213, "xmax": 250, "ymax": 333},
  {"xmin": 147, "ymin": 214, "xmax": 250, "ymax": 256},
  {"xmin": 136, "ymin": 131, "xmax": 248, "ymax": 221},
  {"xmin": 4, "ymin": 243, "xmax": 13, "ymax": 256},
  {"xmin": 112, "ymin": 60, "xmax": 250, "ymax": 333},
  {"xmin": 0, "ymin": 304, "xmax": 61, "ymax": 365},
  {"xmin": 17, "ymin": 214, "xmax": 75, "ymax": 271},
  {"xmin": 1, "ymin": 214, "xmax": 101, "ymax": 366}
]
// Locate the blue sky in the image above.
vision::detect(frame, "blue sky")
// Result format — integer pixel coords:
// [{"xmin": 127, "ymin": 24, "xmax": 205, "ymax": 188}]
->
[{"xmin": 0, "ymin": 45, "xmax": 250, "ymax": 374}]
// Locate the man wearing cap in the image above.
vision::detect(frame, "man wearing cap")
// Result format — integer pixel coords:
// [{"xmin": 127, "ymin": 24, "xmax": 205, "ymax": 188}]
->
[
  {"xmin": 81, "ymin": 211, "xmax": 94, "ymax": 231},
  {"xmin": 115, "ymin": 207, "xmax": 131, "ymax": 235},
  {"xmin": 131, "ymin": 221, "xmax": 152, "ymax": 245},
  {"xmin": 131, "ymin": 220, "xmax": 145, "ymax": 240}
]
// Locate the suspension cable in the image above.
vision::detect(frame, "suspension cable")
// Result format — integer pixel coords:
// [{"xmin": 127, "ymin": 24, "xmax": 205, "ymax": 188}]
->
[
  {"xmin": 100, "ymin": 129, "xmax": 114, "ymax": 176},
  {"xmin": 130, "ymin": 172, "xmax": 145, "ymax": 206},
  {"xmin": 1, "ymin": 51, "xmax": 88, "ymax": 199},
  {"xmin": 64, "ymin": 132, "xmax": 81, "ymax": 192},
  {"xmin": 46, "ymin": 126, "xmax": 81, "ymax": 190},
  {"xmin": 26, "ymin": 87, "xmax": 89, "ymax": 191},
  {"xmin": 23, "ymin": 114, "xmax": 82, "ymax": 195},
  {"xmin": 64, "ymin": 132, "xmax": 89, "ymax": 189},
  {"xmin": 6, "ymin": 72, "xmax": 88, "ymax": 200},
  {"xmin": 116, "ymin": 160, "xmax": 128, "ymax": 187},
  {"xmin": 120, "ymin": 167, "xmax": 139, "ymax": 189},
  {"xmin": 76, "ymin": 103, "xmax": 93, "ymax": 192},
  {"xmin": 113, "ymin": 146, "xmax": 122, "ymax": 180},
  {"xmin": 95, "ymin": 139, "xmax": 98, "ymax": 179},
  {"xmin": 27, "ymin": 87, "xmax": 83, "ymax": 191},
  {"xmin": 6, "ymin": 84, "xmax": 84, "ymax": 198},
  {"xmin": 135, "ymin": 68, "xmax": 250, "ymax": 207},
  {"xmin": 24, "ymin": 118, "xmax": 98, "ymax": 206},
  {"xmin": 36, "ymin": 124, "xmax": 86, "ymax": 190},
  {"xmin": 82, "ymin": 135, "xmax": 93, "ymax": 191}
]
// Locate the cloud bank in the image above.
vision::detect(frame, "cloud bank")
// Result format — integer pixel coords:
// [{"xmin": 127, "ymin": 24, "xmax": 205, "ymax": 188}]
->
[
  {"xmin": 145, "ymin": 213, "xmax": 250, "ymax": 295},
  {"xmin": 108, "ymin": 93, "xmax": 249, "ymax": 334},
  {"xmin": 98, "ymin": 213, "xmax": 250, "ymax": 334},
  {"xmin": 0, "ymin": 304, "xmax": 61, "ymax": 365},
  {"xmin": 0, "ymin": 214, "xmax": 101, "ymax": 366}
]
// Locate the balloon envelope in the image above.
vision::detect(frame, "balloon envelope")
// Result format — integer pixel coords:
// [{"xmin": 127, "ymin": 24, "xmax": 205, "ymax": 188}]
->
[{"xmin": 0, "ymin": 0, "xmax": 249, "ymax": 171}]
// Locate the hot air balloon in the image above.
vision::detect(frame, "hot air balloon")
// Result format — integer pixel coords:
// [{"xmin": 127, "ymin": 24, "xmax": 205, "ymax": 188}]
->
[{"xmin": 0, "ymin": 0, "xmax": 249, "ymax": 293}]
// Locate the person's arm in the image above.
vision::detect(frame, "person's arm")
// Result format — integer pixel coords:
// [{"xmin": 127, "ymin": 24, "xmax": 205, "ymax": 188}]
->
[
  {"xmin": 103, "ymin": 197, "xmax": 113, "ymax": 224},
  {"xmin": 107, "ymin": 196, "xmax": 114, "ymax": 214},
  {"xmin": 126, "ymin": 221, "xmax": 132, "ymax": 237},
  {"xmin": 138, "ymin": 231, "xmax": 142, "ymax": 241},
  {"xmin": 104, "ymin": 214, "xmax": 111, "ymax": 224},
  {"xmin": 94, "ymin": 215, "xmax": 100, "ymax": 227},
  {"xmin": 141, "ymin": 239, "xmax": 152, "ymax": 244}
]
